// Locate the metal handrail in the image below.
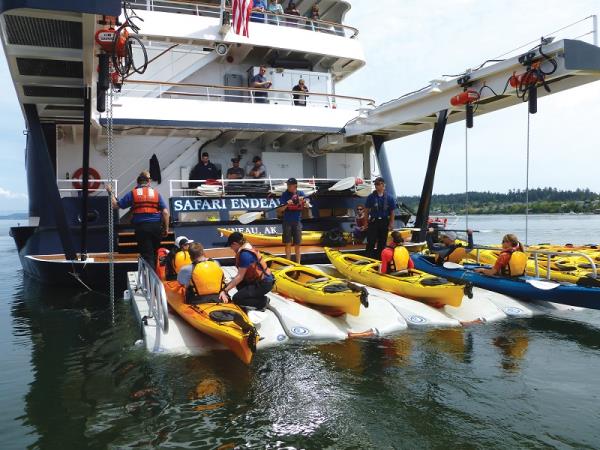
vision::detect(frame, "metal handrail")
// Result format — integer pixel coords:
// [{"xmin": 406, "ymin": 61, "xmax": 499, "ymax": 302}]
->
[
  {"xmin": 472, "ymin": 246, "xmax": 597, "ymax": 279},
  {"xmin": 136, "ymin": 257, "xmax": 170, "ymax": 333},
  {"xmin": 122, "ymin": 79, "xmax": 376, "ymax": 109},
  {"xmin": 56, "ymin": 179, "xmax": 118, "ymax": 197},
  {"xmin": 128, "ymin": 0, "xmax": 359, "ymax": 38}
]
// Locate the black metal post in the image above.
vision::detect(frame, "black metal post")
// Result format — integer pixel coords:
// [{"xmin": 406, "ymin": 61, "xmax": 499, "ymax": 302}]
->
[
  {"xmin": 24, "ymin": 104, "xmax": 77, "ymax": 260},
  {"xmin": 412, "ymin": 110, "xmax": 449, "ymax": 242},
  {"xmin": 372, "ymin": 136, "xmax": 396, "ymax": 199},
  {"xmin": 80, "ymin": 87, "xmax": 92, "ymax": 261}
]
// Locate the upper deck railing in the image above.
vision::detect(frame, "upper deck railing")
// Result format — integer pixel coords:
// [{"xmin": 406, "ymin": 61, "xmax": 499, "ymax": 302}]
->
[
  {"xmin": 128, "ymin": 0, "xmax": 358, "ymax": 38},
  {"xmin": 122, "ymin": 79, "xmax": 376, "ymax": 109}
]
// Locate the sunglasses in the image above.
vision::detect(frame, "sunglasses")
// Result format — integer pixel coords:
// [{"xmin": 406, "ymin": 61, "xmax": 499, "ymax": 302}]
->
[
  {"xmin": 356, "ymin": 208, "xmax": 364, "ymax": 211},
  {"xmin": 374, "ymin": 182, "xmax": 384, "ymax": 186}
]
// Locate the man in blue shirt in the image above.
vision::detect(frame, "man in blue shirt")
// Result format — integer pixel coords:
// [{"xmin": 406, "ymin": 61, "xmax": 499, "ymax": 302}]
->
[
  {"xmin": 107, "ymin": 171, "xmax": 169, "ymax": 269},
  {"xmin": 280, "ymin": 178, "xmax": 309, "ymax": 263},
  {"xmin": 365, "ymin": 177, "xmax": 396, "ymax": 259},
  {"xmin": 251, "ymin": 0, "xmax": 268, "ymax": 22},
  {"xmin": 250, "ymin": 66, "xmax": 272, "ymax": 104}
]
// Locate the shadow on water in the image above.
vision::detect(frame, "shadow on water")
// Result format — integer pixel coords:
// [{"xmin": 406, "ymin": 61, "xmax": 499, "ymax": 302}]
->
[{"xmin": 527, "ymin": 314, "xmax": 600, "ymax": 351}]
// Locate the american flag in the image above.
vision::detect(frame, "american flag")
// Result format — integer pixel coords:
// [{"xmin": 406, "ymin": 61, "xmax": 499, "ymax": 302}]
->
[{"xmin": 232, "ymin": 0, "xmax": 253, "ymax": 37}]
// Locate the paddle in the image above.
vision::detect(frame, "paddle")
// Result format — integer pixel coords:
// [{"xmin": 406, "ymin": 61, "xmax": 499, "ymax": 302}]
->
[
  {"xmin": 238, "ymin": 177, "xmax": 356, "ymax": 225},
  {"xmin": 526, "ymin": 279, "xmax": 561, "ymax": 290},
  {"xmin": 443, "ymin": 262, "xmax": 464, "ymax": 270}
]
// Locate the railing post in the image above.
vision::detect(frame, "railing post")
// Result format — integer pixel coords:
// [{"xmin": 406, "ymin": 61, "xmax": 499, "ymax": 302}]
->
[{"xmin": 593, "ymin": 15, "xmax": 598, "ymax": 47}]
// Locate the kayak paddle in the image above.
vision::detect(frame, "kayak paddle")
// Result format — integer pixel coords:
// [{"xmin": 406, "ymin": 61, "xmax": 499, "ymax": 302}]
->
[
  {"xmin": 526, "ymin": 279, "xmax": 561, "ymax": 290},
  {"xmin": 238, "ymin": 176, "xmax": 356, "ymax": 225},
  {"xmin": 443, "ymin": 262, "xmax": 464, "ymax": 270}
]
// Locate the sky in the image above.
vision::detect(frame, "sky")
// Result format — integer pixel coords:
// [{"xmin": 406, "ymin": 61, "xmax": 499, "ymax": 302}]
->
[{"xmin": 0, "ymin": 1, "xmax": 599, "ymax": 209}]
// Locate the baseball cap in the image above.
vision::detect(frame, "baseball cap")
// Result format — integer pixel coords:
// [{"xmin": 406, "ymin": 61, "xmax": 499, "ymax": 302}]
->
[
  {"xmin": 252, "ymin": 155, "xmax": 262, "ymax": 163},
  {"xmin": 175, "ymin": 236, "xmax": 193, "ymax": 247},
  {"xmin": 440, "ymin": 231, "xmax": 457, "ymax": 240},
  {"xmin": 374, "ymin": 176, "xmax": 385, "ymax": 184},
  {"xmin": 226, "ymin": 231, "xmax": 244, "ymax": 246},
  {"xmin": 286, "ymin": 177, "xmax": 298, "ymax": 185},
  {"xmin": 231, "ymin": 156, "xmax": 241, "ymax": 163}
]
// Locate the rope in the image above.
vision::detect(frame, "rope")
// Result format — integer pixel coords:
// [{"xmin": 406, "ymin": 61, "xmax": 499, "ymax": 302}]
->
[
  {"xmin": 107, "ymin": 77, "xmax": 116, "ymax": 323},
  {"xmin": 525, "ymin": 108, "xmax": 531, "ymax": 247},
  {"xmin": 465, "ymin": 122, "xmax": 469, "ymax": 229}
]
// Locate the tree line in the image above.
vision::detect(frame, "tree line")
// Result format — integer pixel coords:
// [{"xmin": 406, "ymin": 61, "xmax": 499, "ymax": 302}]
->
[{"xmin": 399, "ymin": 188, "xmax": 600, "ymax": 215}]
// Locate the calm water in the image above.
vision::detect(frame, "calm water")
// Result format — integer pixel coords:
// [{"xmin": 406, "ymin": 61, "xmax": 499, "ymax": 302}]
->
[{"xmin": 2, "ymin": 215, "xmax": 600, "ymax": 449}]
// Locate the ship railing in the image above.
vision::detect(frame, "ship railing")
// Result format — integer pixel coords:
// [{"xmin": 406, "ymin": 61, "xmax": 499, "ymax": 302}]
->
[
  {"xmin": 122, "ymin": 79, "xmax": 376, "ymax": 110},
  {"xmin": 136, "ymin": 256, "xmax": 170, "ymax": 334},
  {"xmin": 472, "ymin": 246, "xmax": 597, "ymax": 280},
  {"xmin": 169, "ymin": 177, "xmax": 371, "ymax": 197},
  {"xmin": 56, "ymin": 179, "xmax": 118, "ymax": 198},
  {"xmin": 128, "ymin": 0, "xmax": 359, "ymax": 38}
]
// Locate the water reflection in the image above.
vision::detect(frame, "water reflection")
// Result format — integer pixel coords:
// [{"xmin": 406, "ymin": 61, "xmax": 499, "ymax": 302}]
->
[{"xmin": 492, "ymin": 325, "xmax": 530, "ymax": 373}]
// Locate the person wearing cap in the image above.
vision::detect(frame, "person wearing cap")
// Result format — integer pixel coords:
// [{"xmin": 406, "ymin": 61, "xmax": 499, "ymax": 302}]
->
[
  {"xmin": 189, "ymin": 152, "xmax": 221, "ymax": 186},
  {"xmin": 426, "ymin": 228, "xmax": 474, "ymax": 264},
  {"xmin": 163, "ymin": 236, "xmax": 193, "ymax": 280},
  {"xmin": 246, "ymin": 155, "xmax": 267, "ymax": 179},
  {"xmin": 226, "ymin": 157, "xmax": 245, "ymax": 179},
  {"xmin": 364, "ymin": 177, "xmax": 397, "ymax": 258},
  {"xmin": 220, "ymin": 232, "xmax": 274, "ymax": 309},
  {"xmin": 280, "ymin": 177, "xmax": 310, "ymax": 263},
  {"xmin": 107, "ymin": 170, "xmax": 169, "ymax": 269},
  {"xmin": 292, "ymin": 79, "xmax": 309, "ymax": 106},
  {"xmin": 177, "ymin": 242, "xmax": 225, "ymax": 304}
]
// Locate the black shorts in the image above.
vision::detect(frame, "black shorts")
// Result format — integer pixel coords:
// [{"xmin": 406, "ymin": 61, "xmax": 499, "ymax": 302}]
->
[{"xmin": 282, "ymin": 221, "xmax": 302, "ymax": 245}]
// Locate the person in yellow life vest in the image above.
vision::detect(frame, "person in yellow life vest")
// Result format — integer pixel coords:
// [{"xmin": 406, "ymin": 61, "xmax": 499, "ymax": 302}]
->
[
  {"xmin": 107, "ymin": 171, "xmax": 169, "ymax": 269},
  {"xmin": 380, "ymin": 231, "xmax": 415, "ymax": 274},
  {"xmin": 164, "ymin": 236, "xmax": 193, "ymax": 281},
  {"xmin": 426, "ymin": 228, "xmax": 474, "ymax": 264},
  {"xmin": 475, "ymin": 234, "xmax": 528, "ymax": 277},
  {"xmin": 219, "ymin": 232, "xmax": 274, "ymax": 310},
  {"xmin": 177, "ymin": 243, "xmax": 225, "ymax": 304}
]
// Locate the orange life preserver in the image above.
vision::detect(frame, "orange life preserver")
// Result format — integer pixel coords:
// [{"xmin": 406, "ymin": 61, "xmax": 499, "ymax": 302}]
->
[
  {"xmin": 131, "ymin": 186, "xmax": 161, "ymax": 214},
  {"xmin": 72, "ymin": 167, "xmax": 101, "ymax": 190},
  {"xmin": 235, "ymin": 243, "xmax": 272, "ymax": 283}
]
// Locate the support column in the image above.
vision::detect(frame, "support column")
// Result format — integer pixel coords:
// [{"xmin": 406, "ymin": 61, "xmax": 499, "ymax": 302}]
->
[
  {"xmin": 80, "ymin": 87, "xmax": 92, "ymax": 261},
  {"xmin": 372, "ymin": 136, "xmax": 396, "ymax": 198},
  {"xmin": 413, "ymin": 110, "xmax": 448, "ymax": 242},
  {"xmin": 24, "ymin": 104, "xmax": 76, "ymax": 260}
]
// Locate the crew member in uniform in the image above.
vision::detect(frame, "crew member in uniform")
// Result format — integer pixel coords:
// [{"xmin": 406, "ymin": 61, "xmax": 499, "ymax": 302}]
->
[
  {"xmin": 220, "ymin": 232, "xmax": 274, "ymax": 309},
  {"xmin": 426, "ymin": 229, "xmax": 474, "ymax": 264},
  {"xmin": 164, "ymin": 236, "xmax": 193, "ymax": 281},
  {"xmin": 380, "ymin": 231, "xmax": 415, "ymax": 274},
  {"xmin": 280, "ymin": 177, "xmax": 310, "ymax": 263},
  {"xmin": 365, "ymin": 177, "xmax": 396, "ymax": 258},
  {"xmin": 475, "ymin": 234, "xmax": 528, "ymax": 277},
  {"xmin": 177, "ymin": 242, "xmax": 225, "ymax": 304},
  {"xmin": 107, "ymin": 171, "xmax": 169, "ymax": 268}
]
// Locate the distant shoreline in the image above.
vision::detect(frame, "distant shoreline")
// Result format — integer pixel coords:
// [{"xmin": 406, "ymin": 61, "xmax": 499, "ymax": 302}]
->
[{"xmin": 0, "ymin": 213, "xmax": 27, "ymax": 220}]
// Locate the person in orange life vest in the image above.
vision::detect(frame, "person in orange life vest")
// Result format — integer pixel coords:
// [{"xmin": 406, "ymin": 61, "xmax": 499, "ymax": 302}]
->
[
  {"xmin": 475, "ymin": 234, "xmax": 527, "ymax": 276},
  {"xmin": 353, "ymin": 204, "xmax": 368, "ymax": 243},
  {"xmin": 177, "ymin": 242, "xmax": 224, "ymax": 304},
  {"xmin": 164, "ymin": 236, "xmax": 193, "ymax": 281},
  {"xmin": 380, "ymin": 231, "xmax": 415, "ymax": 274},
  {"xmin": 219, "ymin": 232, "xmax": 274, "ymax": 310},
  {"xmin": 107, "ymin": 171, "xmax": 169, "ymax": 268},
  {"xmin": 280, "ymin": 177, "xmax": 311, "ymax": 263},
  {"xmin": 426, "ymin": 228, "xmax": 474, "ymax": 264}
]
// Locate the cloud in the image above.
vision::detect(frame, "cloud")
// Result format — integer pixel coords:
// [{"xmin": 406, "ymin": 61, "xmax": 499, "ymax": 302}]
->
[{"xmin": 0, "ymin": 187, "xmax": 27, "ymax": 200}]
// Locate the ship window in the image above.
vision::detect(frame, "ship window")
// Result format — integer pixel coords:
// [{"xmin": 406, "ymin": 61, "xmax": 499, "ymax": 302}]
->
[
  {"xmin": 318, "ymin": 208, "xmax": 351, "ymax": 218},
  {"xmin": 178, "ymin": 212, "xmax": 221, "ymax": 222}
]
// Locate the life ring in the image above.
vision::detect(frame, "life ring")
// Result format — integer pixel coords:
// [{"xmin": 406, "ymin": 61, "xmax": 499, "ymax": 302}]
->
[{"xmin": 72, "ymin": 167, "xmax": 101, "ymax": 190}]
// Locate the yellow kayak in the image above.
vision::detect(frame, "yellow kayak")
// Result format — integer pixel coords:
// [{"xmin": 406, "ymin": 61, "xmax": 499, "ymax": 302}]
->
[
  {"xmin": 164, "ymin": 281, "xmax": 258, "ymax": 364},
  {"xmin": 264, "ymin": 256, "xmax": 368, "ymax": 316},
  {"xmin": 325, "ymin": 248, "xmax": 464, "ymax": 307},
  {"xmin": 218, "ymin": 228, "xmax": 327, "ymax": 246},
  {"xmin": 474, "ymin": 248, "xmax": 600, "ymax": 285}
]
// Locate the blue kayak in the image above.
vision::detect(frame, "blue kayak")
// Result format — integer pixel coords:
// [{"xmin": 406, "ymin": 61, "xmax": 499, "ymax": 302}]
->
[{"xmin": 412, "ymin": 253, "xmax": 600, "ymax": 310}]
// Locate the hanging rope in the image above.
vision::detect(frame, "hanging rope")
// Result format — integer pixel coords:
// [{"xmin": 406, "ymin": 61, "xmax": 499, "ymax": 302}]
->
[
  {"xmin": 465, "ymin": 122, "xmax": 469, "ymax": 229},
  {"xmin": 525, "ymin": 108, "xmax": 531, "ymax": 247},
  {"xmin": 107, "ymin": 77, "xmax": 116, "ymax": 323}
]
